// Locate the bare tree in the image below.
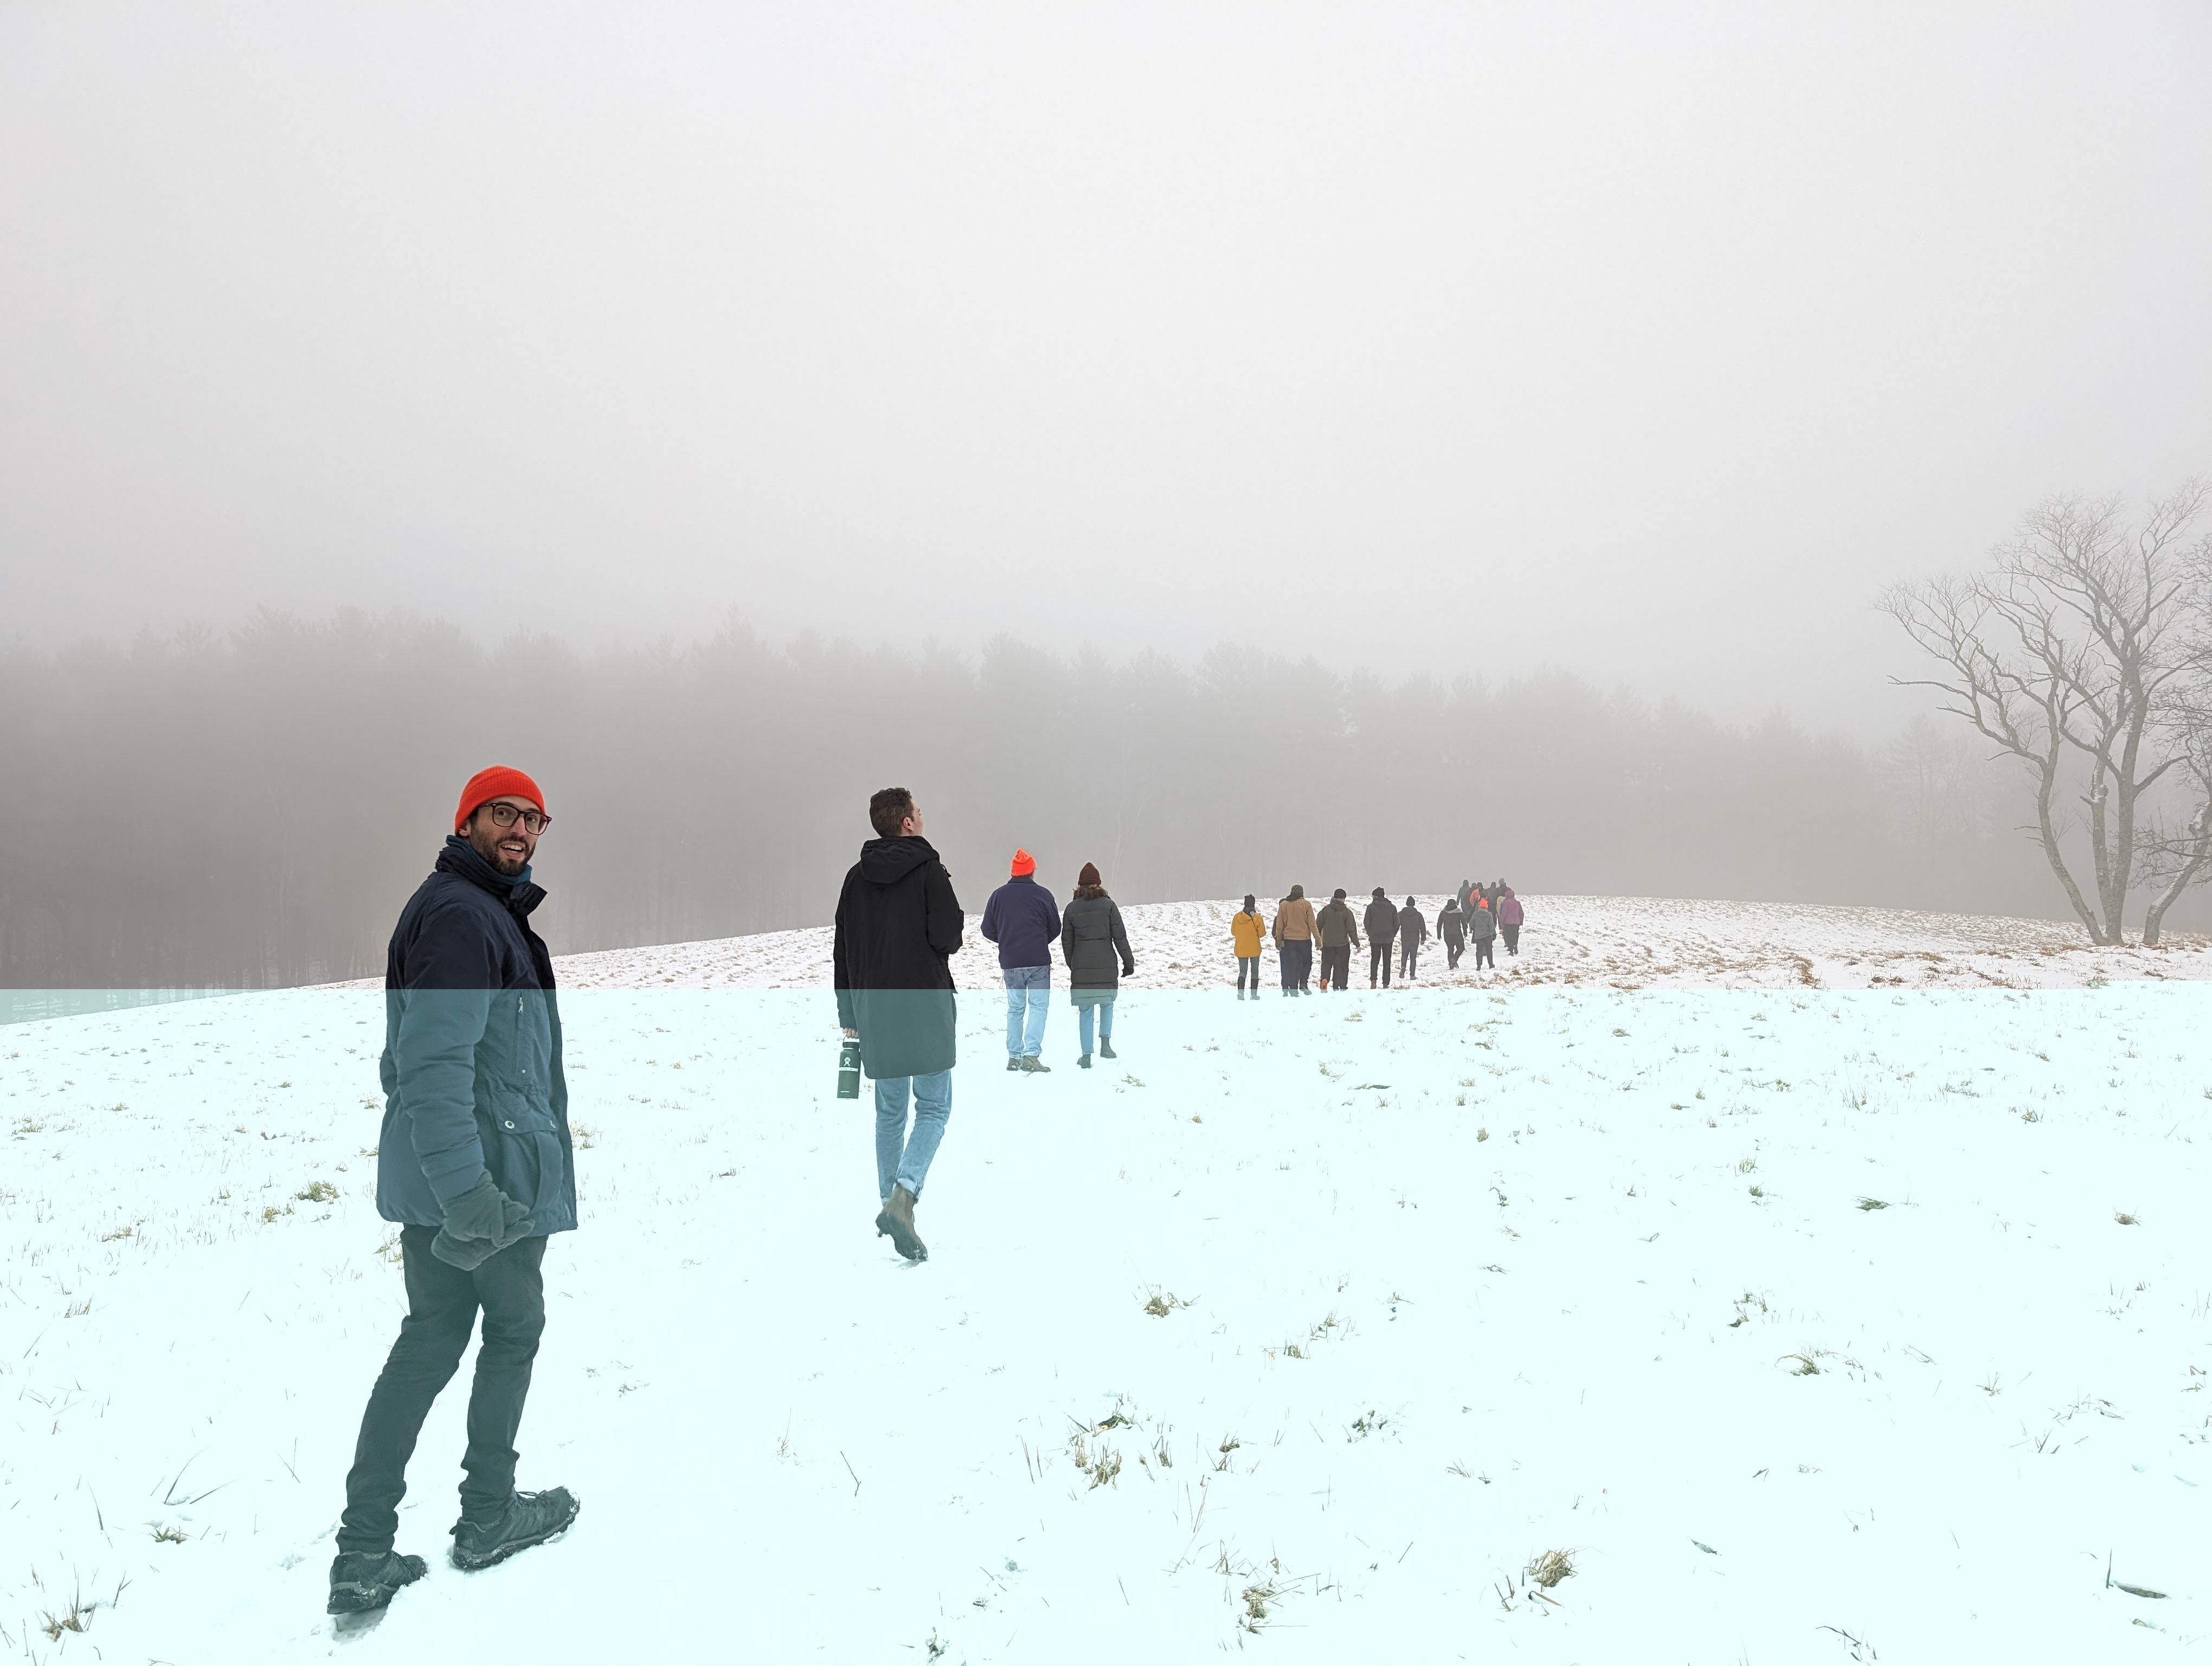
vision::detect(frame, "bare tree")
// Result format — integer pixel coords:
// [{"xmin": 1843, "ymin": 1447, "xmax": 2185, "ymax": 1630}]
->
[{"xmin": 1881, "ymin": 483, "xmax": 2211, "ymax": 945}]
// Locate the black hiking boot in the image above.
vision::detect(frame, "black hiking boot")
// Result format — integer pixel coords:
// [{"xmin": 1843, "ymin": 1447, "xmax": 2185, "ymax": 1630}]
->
[
  {"xmin": 1078, "ymin": 1053, "xmax": 1092, "ymax": 1068},
  {"xmin": 450, "ymin": 1488, "xmax": 581, "ymax": 1571},
  {"xmin": 1017, "ymin": 1055, "xmax": 1051, "ymax": 1073},
  {"xmin": 327, "ymin": 1550, "xmax": 427, "ymax": 1614},
  {"xmin": 876, "ymin": 1183, "xmax": 928, "ymax": 1261},
  {"xmin": 1098, "ymin": 1039, "xmax": 1117, "ymax": 1060},
  {"xmin": 1006, "ymin": 1056, "xmax": 1021, "ymax": 1071}
]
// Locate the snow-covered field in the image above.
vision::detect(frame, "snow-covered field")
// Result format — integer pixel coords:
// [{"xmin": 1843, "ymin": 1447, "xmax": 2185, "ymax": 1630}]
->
[
  {"xmin": 7, "ymin": 900, "xmax": 2212, "ymax": 1662},
  {"xmin": 530, "ymin": 893, "xmax": 2212, "ymax": 992}
]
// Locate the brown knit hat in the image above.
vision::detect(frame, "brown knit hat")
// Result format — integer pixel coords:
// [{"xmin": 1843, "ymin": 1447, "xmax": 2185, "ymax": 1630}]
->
[{"xmin": 1077, "ymin": 862, "xmax": 1101, "ymax": 888}]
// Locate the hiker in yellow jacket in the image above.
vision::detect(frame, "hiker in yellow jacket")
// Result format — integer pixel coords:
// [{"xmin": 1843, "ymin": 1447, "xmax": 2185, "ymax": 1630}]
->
[{"xmin": 1231, "ymin": 894, "xmax": 1268, "ymax": 999}]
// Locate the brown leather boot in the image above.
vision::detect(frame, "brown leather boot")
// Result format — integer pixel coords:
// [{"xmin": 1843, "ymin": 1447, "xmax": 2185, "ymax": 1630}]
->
[{"xmin": 874, "ymin": 1184, "xmax": 928, "ymax": 1262}]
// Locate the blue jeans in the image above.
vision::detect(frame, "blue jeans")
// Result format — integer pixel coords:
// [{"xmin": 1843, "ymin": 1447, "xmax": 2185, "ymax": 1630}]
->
[
  {"xmin": 874, "ymin": 1071, "xmax": 951, "ymax": 1201},
  {"xmin": 1003, "ymin": 965, "xmax": 1050, "ymax": 1056},
  {"xmin": 1077, "ymin": 997, "xmax": 1115, "ymax": 1054}
]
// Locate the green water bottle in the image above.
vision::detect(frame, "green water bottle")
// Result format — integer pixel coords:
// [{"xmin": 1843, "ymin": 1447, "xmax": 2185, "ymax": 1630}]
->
[{"xmin": 837, "ymin": 1036, "xmax": 862, "ymax": 1100}]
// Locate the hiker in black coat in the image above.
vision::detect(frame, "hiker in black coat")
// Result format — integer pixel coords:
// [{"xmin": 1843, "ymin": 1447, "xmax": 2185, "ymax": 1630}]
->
[
  {"xmin": 834, "ymin": 787, "xmax": 964, "ymax": 1263},
  {"xmin": 1363, "ymin": 888, "xmax": 1400, "ymax": 987},
  {"xmin": 1397, "ymin": 896, "xmax": 1427, "ymax": 981},
  {"xmin": 1438, "ymin": 898, "xmax": 1466, "ymax": 970}
]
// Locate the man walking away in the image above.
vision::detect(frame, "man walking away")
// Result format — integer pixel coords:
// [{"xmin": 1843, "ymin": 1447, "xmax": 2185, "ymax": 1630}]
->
[
  {"xmin": 1438, "ymin": 897, "xmax": 1465, "ymax": 970},
  {"xmin": 1497, "ymin": 885, "xmax": 1524, "ymax": 956},
  {"xmin": 1398, "ymin": 896, "xmax": 1427, "ymax": 981},
  {"xmin": 1316, "ymin": 888, "xmax": 1361, "ymax": 992},
  {"xmin": 1456, "ymin": 878, "xmax": 1474, "ymax": 916},
  {"xmin": 1469, "ymin": 893, "xmax": 1497, "ymax": 969},
  {"xmin": 1231, "ymin": 895, "xmax": 1268, "ymax": 998},
  {"xmin": 835, "ymin": 787, "xmax": 964, "ymax": 1264},
  {"xmin": 981, "ymin": 848, "xmax": 1060, "ymax": 1074},
  {"xmin": 331, "ymin": 766, "xmax": 580, "ymax": 1619},
  {"xmin": 1364, "ymin": 888, "xmax": 1399, "ymax": 988},
  {"xmin": 1273, "ymin": 885, "xmax": 1317, "ymax": 995}
]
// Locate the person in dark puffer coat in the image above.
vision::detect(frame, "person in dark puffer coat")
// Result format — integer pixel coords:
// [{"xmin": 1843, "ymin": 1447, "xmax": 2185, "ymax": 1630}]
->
[
  {"xmin": 835, "ymin": 787, "xmax": 965, "ymax": 1264},
  {"xmin": 332, "ymin": 766, "xmax": 579, "ymax": 1620},
  {"xmin": 1060, "ymin": 862, "xmax": 1135, "ymax": 1067},
  {"xmin": 1364, "ymin": 888, "xmax": 1400, "ymax": 988}
]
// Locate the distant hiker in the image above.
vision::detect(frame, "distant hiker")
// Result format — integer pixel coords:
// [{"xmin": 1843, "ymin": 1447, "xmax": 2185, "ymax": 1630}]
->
[
  {"xmin": 1398, "ymin": 896, "xmax": 1427, "ymax": 981},
  {"xmin": 1497, "ymin": 884, "xmax": 1524, "ymax": 956},
  {"xmin": 1273, "ymin": 884, "xmax": 1317, "ymax": 995},
  {"xmin": 1062, "ymin": 863, "xmax": 1135, "ymax": 1067},
  {"xmin": 1456, "ymin": 878, "xmax": 1474, "ymax": 915},
  {"xmin": 1364, "ymin": 887, "xmax": 1400, "ymax": 988},
  {"xmin": 331, "ymin": 766, "xmax": 580, "ymax": 1619},
  {"xmin": 1231, "ymin": 895, "xmax": 1268, "ymax": 998},
  {"xmin": 1316, "ymin": 888, "xmax": 1361, "ymax": 992},
  {"xmin": 1438, "ymin": 896, "xmax": 1466, "ymax": 969},
  {"xmin": 981, "ymin": 848, "xmax": 1061, "ymax": 1075},
  {"xmin": 1469, "ymin": 892, "xmax": 1497, "ymax": 969},
  {"xmin": 835, "ymin": 786, "xmax": 964, "ymax": 1265}
]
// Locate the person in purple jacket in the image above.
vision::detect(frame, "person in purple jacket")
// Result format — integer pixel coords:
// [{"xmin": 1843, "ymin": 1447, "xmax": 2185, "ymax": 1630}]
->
[
  {"xmin": 1496, "ymin": 885, "xmax": 1525, "ymax": 956},
  {"xmin": 980, "ymin": 848, "xmax": 1062, "ymax": 1074}
]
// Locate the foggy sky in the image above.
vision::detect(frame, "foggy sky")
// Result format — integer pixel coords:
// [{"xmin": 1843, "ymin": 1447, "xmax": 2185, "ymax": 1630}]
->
[{"xmin": 3, "ymin": 1, "xmax": 2208, "ymax": 732}]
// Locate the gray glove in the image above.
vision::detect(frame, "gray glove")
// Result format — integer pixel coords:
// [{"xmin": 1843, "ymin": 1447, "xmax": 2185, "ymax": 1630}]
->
[{"xmin": 430, "ymin": 1174, "xmax": 534, "ymax": 1271}]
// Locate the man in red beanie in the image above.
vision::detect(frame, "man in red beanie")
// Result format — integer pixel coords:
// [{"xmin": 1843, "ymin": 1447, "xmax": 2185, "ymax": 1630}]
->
[
  {"xmin": 980, "ymin": 846, "xmax": 1061, "ymax": 1074},
  {"xmin": 329, "ymin": 766, "xmax": 580, "ymax": 1618}
]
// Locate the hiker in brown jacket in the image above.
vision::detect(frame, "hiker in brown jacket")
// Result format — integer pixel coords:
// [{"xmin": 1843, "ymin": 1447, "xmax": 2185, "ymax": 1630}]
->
[
  {"xmin": 1271, "ymin": 884, "xmax": 1317, "ymax": 996},
  {"xmin": 1315, "ymin": 888, "xmax": 1361, "ymax": 992}
]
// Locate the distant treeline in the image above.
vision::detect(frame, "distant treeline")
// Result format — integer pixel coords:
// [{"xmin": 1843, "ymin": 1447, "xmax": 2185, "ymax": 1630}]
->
[{"xmin": 0, "ymin": 609, "xmax": 2100, "ymax": 988}]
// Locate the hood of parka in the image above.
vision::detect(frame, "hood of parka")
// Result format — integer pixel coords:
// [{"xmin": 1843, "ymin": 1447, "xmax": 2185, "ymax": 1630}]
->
[{"xmin": 858, "ymin": 835, "xmax": 942, "ymax": 885}]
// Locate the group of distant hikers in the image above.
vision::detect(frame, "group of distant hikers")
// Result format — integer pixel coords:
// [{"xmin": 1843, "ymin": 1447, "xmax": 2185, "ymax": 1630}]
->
[
  {"xmin": 1236, "ymin": 879, "xmax": 1522, "ymax": 995},
  {"xmin": 330, "ymin": 770, "xmax": 1526, "ymax": 1621}
]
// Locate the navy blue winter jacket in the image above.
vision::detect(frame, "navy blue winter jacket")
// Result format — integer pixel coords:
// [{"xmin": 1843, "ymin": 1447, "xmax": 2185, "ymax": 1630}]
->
[
  {"xmin": 375, "ymin": 837, "xmax": 577, "ymax": 1235},
  {"xmin": 979, "ymin": 874, "xmax": 1062, "ymax": 970}
]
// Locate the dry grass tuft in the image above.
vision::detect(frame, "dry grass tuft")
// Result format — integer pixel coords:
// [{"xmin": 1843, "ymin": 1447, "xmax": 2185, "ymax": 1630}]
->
[
  {"xmin": 1526, "ymin": 1548, "xmax": 1576, "ymax": 1588},
  {"xmin": 296, "ymin": 1180, "xmax": 339, "ymax": 1204},
  {"xmin": 2115, "ymin": 1212, "xmax": 2139, "ymax": 1226}
]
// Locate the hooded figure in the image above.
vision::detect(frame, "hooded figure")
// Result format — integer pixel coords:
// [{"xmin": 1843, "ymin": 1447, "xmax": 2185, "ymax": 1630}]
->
[
  {"xmin": 1315, "ymin": 889, "xmax": 1360, "ymax": 991},
  {"xmin": 1438, "ymin": 896, "xmax": 1466, "ymax": 969},
  {"xmin": 835, "ymin": 836, "xmax": 964, "ymax": 1079},
  {"xmin": 1363, "ymin": 887, "xmax": 1401, "ymax": 988},
  {"xmin": 1397, "ymin": 895, "xmax": 1427, "ymax": 981}
]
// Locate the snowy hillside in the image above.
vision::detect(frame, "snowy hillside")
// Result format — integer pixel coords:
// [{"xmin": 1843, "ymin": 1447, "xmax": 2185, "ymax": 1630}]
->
[
  {"xmin": 533, "ymin": 893, "xmax": 2212, "ymax": 992},
  {"xmin": 6, "ymin": 903, "xmax": 2212, "ymax": 1661}
]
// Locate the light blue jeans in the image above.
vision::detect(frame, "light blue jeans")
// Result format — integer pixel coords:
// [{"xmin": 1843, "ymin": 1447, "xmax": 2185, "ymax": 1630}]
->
[
  {"xmin": 1077, "ymin": 996, "xmax": 1115, "ymax": 1054},
  {"xmin": 875, "ymin": 1071, "xmax": 951, "ymax": 1201},
  {"xmin": 1003, "ymin": 964, "xmax": 1050, "ymax": 1057}
]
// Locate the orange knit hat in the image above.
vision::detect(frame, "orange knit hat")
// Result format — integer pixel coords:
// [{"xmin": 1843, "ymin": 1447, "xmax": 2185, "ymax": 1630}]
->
[
  {"xmin": 1010, "ymin": 848, "xmax": 1036, "ymax": 876},
  {"xmin": 454, "ymin": 766, "xmax": 545, "ymax": 833}
]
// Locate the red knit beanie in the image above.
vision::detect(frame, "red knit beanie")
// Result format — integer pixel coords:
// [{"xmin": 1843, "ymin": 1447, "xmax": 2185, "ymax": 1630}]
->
[
  {"xmin": 1010, "ymin": 848, "xmax": 1036, "ymax": 876},
  {"xmin": 454, "ymin": 765, "xmax": 546, "ymax": 834}
]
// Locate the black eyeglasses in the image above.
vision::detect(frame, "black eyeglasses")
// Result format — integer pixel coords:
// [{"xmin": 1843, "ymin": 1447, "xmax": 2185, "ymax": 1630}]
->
[{"xmin": 481, "ymin": 803, "xmax": 551, "ymax": 834}]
